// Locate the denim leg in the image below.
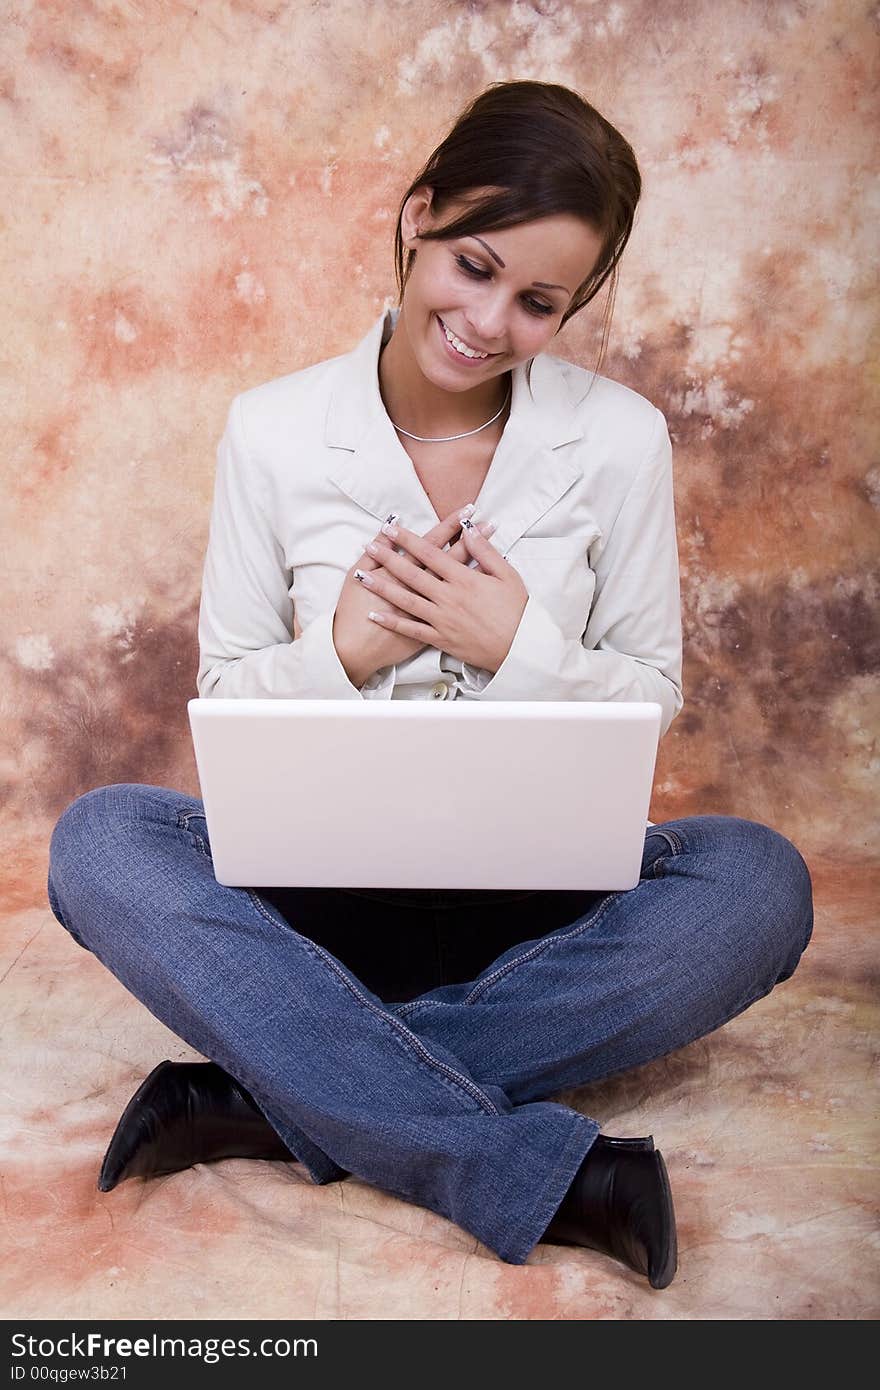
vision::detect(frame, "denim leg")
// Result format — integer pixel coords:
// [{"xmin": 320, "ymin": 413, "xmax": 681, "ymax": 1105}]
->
[
  {"xmin": 45, "ymin": 783, "xmax": 597, "ymax": 1266},
  {"xmin": 388, "ymin": 816, "xmax": 815, "ymax": 1106}
]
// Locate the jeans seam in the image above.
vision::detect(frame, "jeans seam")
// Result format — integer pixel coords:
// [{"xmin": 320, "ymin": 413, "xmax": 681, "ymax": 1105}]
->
[
  {"xmin": 457, "ymin": 891, "xmax": 620, "ymax": 1007},
  {"xmin": 454, "ymin": 828, "xmax": 687, "ymax": 1007},
  {"xmin": 177, "ymin": 811, "xmax": 502, "ymax": 1113},
  {"xmin": 503, "ymin": 1112, "xmax": 599, "ymax": 1265},
  {"xmin": 177, "ymin": 811, "xmax": 209, "ymax": 857},
  {"xmin": 647, "ymin": 826, "xmax": 684, "ymax": 858},
  {"xmin": 244, "ymin": 889, "xmax": 504, "ymax": 1118}
]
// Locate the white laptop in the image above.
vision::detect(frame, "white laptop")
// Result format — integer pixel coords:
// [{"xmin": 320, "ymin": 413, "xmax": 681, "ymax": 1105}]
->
[{"xmin": 186, "ymin": 699, "xmax": 662, "ymax": 892}]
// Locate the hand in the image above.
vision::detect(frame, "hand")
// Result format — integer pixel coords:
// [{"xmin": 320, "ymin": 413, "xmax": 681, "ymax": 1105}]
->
[
  {"xmin": 359, "ymin": 516, "xmax": 528, "ymax": 674},
  {"xmin": 332, "ymin": 507, "xmax": 497, "ymax": 684}
]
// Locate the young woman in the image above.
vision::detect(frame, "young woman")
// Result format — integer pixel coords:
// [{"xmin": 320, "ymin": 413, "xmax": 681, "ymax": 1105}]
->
[{"xmin": 47, "ymin": 82, "xmax": 814, "ymax": 1291}]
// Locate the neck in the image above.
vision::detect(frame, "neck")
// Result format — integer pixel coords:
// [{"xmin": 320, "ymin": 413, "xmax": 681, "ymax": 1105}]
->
[{"xmin": 378, "ymin": 311, "xmax": 510, "ymax": 439}]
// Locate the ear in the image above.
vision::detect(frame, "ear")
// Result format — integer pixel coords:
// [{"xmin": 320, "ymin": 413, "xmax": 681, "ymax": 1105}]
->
[{"xmin": 402, "ymin": 186, "xmax": 435, "ymax": 247}]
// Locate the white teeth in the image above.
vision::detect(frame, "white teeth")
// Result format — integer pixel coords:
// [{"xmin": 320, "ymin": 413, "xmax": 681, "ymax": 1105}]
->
[{"xmin": 440, "ymin": 318, "xmax": 488, "ymax": 358}]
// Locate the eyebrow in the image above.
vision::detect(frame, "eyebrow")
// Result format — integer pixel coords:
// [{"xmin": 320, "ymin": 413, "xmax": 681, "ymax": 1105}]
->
[{"xmin": 471, "ymin": 236, "xmax": 570, "ymax": 293}]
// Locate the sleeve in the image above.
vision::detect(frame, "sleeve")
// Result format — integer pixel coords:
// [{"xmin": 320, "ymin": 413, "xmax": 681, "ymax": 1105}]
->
[
  {"xmin": 196, "ymin": 394, "xmax": 396, "ymax": 701},
  {"xmin": 458, "ymin": 407, "xmax": 684, "ymax": 738}
]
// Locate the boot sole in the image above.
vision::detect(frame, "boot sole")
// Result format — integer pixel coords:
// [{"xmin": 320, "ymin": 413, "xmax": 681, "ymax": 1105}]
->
[{"xmin": 647, "ymin": 1149, "xmax": 678, "ymax": 1289}]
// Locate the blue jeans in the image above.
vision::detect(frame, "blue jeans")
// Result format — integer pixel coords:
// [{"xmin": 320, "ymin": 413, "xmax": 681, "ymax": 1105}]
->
[{"xmin": 46, "ymin": 784, "xmax": 814, "ymax": 1265}]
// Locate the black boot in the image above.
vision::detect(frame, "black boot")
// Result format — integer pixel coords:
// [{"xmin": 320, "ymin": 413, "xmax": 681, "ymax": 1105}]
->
[
  {"xmin": 98, "ymin": 1060, "xmax": 296, "ymax": 1192},
  {"xmin": 541, "ymin": 1133, "xmax": 677, "ymax": 1289}
]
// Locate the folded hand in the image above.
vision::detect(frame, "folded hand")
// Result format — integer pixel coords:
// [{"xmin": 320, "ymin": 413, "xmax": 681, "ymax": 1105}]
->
[{"xmin": 357, "ymin": 515, "xmax": 528, "ymax": 674}]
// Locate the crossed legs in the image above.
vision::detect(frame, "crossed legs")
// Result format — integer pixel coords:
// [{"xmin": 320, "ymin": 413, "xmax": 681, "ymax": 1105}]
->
[{"xmin": 46, "ymin": 784, "xmax": 813, "ymax": 1265}]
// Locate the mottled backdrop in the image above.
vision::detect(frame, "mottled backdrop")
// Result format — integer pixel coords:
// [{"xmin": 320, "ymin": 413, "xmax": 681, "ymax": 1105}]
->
[{"xmin": 1, "ymin": 0, "xmax": 877, "ymax": 1321}]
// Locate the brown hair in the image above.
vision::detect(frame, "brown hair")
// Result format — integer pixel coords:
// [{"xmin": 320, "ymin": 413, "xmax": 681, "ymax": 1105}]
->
[{"xmin": 392, "ymin": 80, "xmax": 642, "ymax": 386}]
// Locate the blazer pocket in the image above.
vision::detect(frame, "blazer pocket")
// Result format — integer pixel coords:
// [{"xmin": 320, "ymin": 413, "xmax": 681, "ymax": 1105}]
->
[{"xmin": 505, "ymin": 536, "xmax": 597, "ymax": 638}]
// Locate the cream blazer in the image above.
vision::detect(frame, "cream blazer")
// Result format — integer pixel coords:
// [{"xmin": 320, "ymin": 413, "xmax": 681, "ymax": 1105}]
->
[{"xmin": 197, "ymin": 306, "xmax": 684, "ymax": 738}]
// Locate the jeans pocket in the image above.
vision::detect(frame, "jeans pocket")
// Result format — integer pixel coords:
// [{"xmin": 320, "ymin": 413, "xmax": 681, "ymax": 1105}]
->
[
  {"xmin": 642, "ymin": 826, "xmax": 682, "ymax": 878},
  {"xmin": 177, "ymin": 809, "xmax": 211, "ymax": 857}
]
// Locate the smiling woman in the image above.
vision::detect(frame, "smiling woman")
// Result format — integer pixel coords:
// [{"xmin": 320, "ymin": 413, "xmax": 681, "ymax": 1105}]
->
[
  {"xmin": 377, "ymin": 158, "xmax": 611, "ymax": 441},
  {"xmin": 392, "ymin": 82, "xmax": 639, "ymax": 380},
  {"xmin": 46, "ymin": 79, "xmax": 815, "ymax": 1297}
]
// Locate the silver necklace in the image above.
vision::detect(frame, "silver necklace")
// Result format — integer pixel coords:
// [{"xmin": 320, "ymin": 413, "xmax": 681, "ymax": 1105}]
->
[{"xmin": 390, "ymin": 381, "xmax": 511, "ymax": 442}]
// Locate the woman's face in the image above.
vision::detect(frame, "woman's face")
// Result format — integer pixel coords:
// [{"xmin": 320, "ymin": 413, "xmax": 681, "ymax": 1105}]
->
[{"xmin": 399, "ymin": 186, "xmax": 605, "ymax": 391}]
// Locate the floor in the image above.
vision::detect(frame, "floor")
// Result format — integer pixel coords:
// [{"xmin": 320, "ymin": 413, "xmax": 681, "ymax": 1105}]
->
[{"xmin": 2, "ymin": 836, "xmax": 876, "ymax": 1321}]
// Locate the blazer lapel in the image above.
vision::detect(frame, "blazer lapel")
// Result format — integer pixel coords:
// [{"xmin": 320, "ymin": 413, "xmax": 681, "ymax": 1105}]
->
[{"xmin": 325, "ymin": 308, "xmax": 587, "ymax": 556}]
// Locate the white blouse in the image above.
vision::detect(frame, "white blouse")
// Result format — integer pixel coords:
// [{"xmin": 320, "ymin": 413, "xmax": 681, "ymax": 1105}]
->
[{"xmin": 197, "ymin": 306, "xmax": 684, "ymax": 739}]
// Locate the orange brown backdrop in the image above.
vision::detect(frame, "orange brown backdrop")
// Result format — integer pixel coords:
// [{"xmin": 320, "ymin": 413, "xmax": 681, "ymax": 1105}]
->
[{"xmin": 2, "ymin": 0, "xmax": 876, "ymax": 1320}]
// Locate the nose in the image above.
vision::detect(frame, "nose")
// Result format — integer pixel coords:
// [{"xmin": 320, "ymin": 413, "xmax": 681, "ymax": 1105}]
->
[{"xmin": 461, "ymin": 301, "xmax": 508, "ymax": 352}]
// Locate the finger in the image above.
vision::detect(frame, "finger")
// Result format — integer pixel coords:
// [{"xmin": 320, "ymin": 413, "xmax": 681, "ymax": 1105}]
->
[
  {"xmin": 354, "ymin": 511, "xmax": 402, "ymax": 570},
  {"xmin": 379, "ymin": 521, "xmax": 461, "ymax": 582},
  {"xmin": 366, "ymin": 606, "xmax": 436, "ymax": 643},
  {"xmin": 358, "ymin": 542, "xmax": 442, "ymax": 603},
  {"xmin": 366, "ymin": 518, "xmax": 494, "ymax": 573},
  {"xmin": 459, "ymin": 516, "xmax": 507, "ymax": 572},
  {"xmin": 424, "ymin": 504, "xmax": 477, "ymax": 549},
  {"xmin": 358, "ymin": 505, "xmax": 469, "ymax": 572},
  {"xmin": 446, "ymin": 520, "xmax": 495, "ymax": 568},
  {"xmin": 357, "ymin": 505, "xmax": 482, "ymax": 574},
  {"xmin": 353, "ymin": 565, "xmax": 436, "ymax": 620}
]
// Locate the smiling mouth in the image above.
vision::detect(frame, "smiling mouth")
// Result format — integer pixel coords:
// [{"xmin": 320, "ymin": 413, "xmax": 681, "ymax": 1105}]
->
[{"xmin": 437, "ymin": 315, "xmax": 499, "ymax": 359}]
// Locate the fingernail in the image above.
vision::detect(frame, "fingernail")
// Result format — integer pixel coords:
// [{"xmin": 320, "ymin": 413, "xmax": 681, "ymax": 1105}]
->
[
  {"xmin": 353, "ymin": 569, "xmax": 374, "ymax": 585},
  {"xmin": 459, "ymin": 515, "xmax": 476, "ymax": 530},
  {"xmin": 460, "ymin": 502, "xmax": 476, "ymax": 517},
  {"xmin": 480, "ymin": 521, "xmax": 497, "ymax": 537},
  {"xmin": 381, "ymin": 521, "xmax": 399, "ymax": 537},
  {"xmin": 384, "ymin": 511, "xmax": 400, "ymax": 525}
]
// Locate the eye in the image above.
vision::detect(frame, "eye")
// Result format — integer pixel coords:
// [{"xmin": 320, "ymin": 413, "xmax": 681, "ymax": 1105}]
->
[{"xmin": 453, "ymin": 254, "xmax": 555, "ymax": 317}]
